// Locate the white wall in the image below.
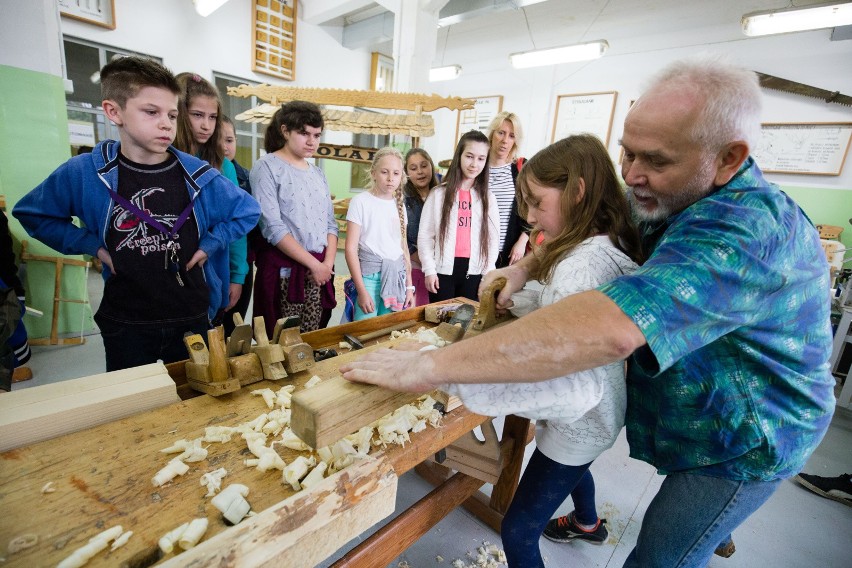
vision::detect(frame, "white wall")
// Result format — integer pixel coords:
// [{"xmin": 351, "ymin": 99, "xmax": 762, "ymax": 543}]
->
[
  {"xmin": 58, "ymin": 0, "xmax": 371, "ymax": 91},
  {"xmin": 424, "ymin": 29, "xmax": 852, "ymax": 191},
  {"xmin": 0, "ymin": 0, "xmax": 64, "ymax": 76}
]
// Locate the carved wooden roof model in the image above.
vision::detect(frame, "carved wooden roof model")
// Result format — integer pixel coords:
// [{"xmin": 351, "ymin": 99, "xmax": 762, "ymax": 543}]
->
[{"xmin": 228, "ymin": 85, "xmax": 474, "ymax": 137}]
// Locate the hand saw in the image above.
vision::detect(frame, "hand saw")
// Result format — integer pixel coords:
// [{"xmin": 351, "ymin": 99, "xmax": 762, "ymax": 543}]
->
[{"xmin": 755, "ymin": 72, "xmax": 852, "ymax": 107}]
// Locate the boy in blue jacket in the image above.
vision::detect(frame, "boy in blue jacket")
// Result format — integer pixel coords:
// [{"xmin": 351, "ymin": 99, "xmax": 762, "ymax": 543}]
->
[{"xmin": 13, "ymin": 56, "xmax": 260, "ymax": 372}]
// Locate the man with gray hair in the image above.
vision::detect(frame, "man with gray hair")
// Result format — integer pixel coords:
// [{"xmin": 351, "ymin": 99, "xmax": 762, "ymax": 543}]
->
[{"xmin": 341, "ymin": 57, "xmax": 835, "ymax": 567}]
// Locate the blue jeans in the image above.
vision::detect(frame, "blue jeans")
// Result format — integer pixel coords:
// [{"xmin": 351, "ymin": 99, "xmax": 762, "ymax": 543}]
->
[
  {"xmin": 623, "ymin": 472, "xmax": 781, "ymax": 568},
  {"xmin": 98, "ymin": 316, "xmax": 209, "ymax": 372},
  {"xmin": 502, "ymin": 449, "xmax": 598, "ymax": 568}
]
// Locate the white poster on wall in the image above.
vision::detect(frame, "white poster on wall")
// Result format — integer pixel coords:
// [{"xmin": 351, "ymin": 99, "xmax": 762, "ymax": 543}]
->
[{"xmin": 68, "ymin": 120, "xmax": 96, "ymax": 146}]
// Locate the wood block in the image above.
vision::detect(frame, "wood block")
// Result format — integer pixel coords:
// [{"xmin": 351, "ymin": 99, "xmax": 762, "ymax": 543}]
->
[
  {"xmin": 158, "ymin": 456, "xmax": 397, "ymax": 568},
  {"xmin": 0, "ymin": 363, "xmax": 179, "ymax": 452},
  {"xmin": 228, "ymin": 353, "xmax": 264, "ymax": 386},
  {"xmin": 291, "ymin": 375, "xmax": 421, "ymax": 449}
]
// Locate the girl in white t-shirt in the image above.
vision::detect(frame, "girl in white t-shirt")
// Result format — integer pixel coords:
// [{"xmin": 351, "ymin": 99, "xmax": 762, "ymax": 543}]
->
[
  {"xmin": 345, "ymin": 147, "xmax": 414, "ymax": 320},
  {"xmin": 447, "ymin": 134, "xmax": 644, "ymax": 567},
  {"xmin": 418, "ymin": 130, "xmax": 499, "ymax": 302}
]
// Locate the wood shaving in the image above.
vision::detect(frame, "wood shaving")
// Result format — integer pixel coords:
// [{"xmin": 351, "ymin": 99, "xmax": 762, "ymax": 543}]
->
[
  {"xmin": 41, "ymin": 481, "xmax": 56, "ymax": 493},
  {"xmin": 7, "ymin": 533, "xmax": 38, "ymax": 553}
]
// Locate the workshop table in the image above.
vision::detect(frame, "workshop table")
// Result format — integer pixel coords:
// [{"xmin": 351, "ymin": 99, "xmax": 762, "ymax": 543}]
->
[{"xmin": 0, "ymin": 302, "xmax": 531, "ymax": 567}]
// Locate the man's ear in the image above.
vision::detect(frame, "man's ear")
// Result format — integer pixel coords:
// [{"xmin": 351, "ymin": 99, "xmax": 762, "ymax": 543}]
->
[
  {"xmin": 713, "ymin": 141, "xmax": 749, "ymax": 186},
  {"xmin": 102, "ymin": 99, "xmax": 122, "ymax": 125}
]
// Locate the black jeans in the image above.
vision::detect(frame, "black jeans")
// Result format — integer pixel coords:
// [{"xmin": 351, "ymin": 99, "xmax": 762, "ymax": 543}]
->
[
  {"xmin": 428, "ymin": 257, "xmax": 481, "ymax": 303},
  {"xmin": 97, "ymin": 316, "xmax": 209, "ymax": 372}
]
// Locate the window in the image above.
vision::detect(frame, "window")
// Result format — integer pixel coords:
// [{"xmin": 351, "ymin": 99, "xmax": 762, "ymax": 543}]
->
[
  {"xmin": 213, "ymin": 73, "xmax": 264, "ymax": 168},
  {"xmin": 62, "ymin": 37, "xmax": 160, "ymax": 151}
]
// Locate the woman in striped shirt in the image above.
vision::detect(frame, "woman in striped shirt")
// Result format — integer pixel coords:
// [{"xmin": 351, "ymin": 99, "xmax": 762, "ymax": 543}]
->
[{"xmin": 486, "ymin": 111, "xmax": 529, "ymax": 267}]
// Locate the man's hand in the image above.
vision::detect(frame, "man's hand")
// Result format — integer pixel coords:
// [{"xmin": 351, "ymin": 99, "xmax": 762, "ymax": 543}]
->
[
  {"xmin": 96, "ymin": 247, "xmax": 115, "ymax": 274},
  {"xmin": 340, "ymin": 348, "xmax": 438, "ymax": 393},
  {"xmin": 227, "ymin": 283, "xmax": 242, "ymax": 310},
  {"xmin": 186, "ymin": 249, "xmax": 208, "ymax": 271}
]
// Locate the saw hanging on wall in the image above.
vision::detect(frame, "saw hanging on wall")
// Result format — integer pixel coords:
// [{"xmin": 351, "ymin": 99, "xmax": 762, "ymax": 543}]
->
[{"xmin": 755, "ymin": 72, "xmax": 852, "ymax": 106}]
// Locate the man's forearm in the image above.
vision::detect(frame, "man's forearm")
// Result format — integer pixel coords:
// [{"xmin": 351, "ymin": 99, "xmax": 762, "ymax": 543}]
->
[{"xmin": 430, "ymin": 289, "xmax": 645, "ymax": 385}]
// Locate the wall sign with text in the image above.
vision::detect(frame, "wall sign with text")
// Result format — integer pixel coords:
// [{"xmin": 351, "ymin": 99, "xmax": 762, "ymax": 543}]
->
[
  {"xmin": 752, "ymin": 122, "xmax": 852, "ymax": 176},
  {"xmin": 455, "ymin": 95, "xmax": 503, "ymax": 142},
  {"xmin": 58, "ymin": 0, "xmax": 116, "ymax": 29},
  {"xmin": 551, "ymin": 91, "xmax": 617, "ymax": 145}
]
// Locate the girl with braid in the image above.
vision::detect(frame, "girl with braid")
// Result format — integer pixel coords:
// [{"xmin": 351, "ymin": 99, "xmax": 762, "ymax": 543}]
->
[{"xmin": 345, "ymin": 147, "xmax": 414, "ymax": 320}]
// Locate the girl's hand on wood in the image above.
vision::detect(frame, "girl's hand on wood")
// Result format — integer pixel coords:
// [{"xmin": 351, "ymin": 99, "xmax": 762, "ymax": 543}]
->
[{"xmin": 425, "ymin": 275, "xmax": 439, "ymax": 294}]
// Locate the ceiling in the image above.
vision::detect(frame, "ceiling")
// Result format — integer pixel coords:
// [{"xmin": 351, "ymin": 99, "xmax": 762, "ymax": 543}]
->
[{"xmin": 308, "ymin": 0, "xmax": 849, "ymax": 65}]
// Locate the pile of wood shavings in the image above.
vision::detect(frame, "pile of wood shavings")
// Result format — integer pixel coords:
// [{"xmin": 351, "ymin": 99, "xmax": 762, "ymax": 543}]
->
[{"xmin": 450, "ymin": 541, "xmax": 507, "ymax": 568}]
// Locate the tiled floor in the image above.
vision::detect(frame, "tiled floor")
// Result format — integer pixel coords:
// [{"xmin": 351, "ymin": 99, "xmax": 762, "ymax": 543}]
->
[{"xmin": 12, "ymin": 266, "xmax": 852, "ymax": 567}]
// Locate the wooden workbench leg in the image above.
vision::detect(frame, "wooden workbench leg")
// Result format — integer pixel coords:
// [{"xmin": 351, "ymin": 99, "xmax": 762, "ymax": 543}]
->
[
  {"xmin": 331, "ymin": 472, "xmax": 485, "ymax": 568},
  {"xmin": 489, "ymin": 415, "xmax": 533, "ymax": 516}
]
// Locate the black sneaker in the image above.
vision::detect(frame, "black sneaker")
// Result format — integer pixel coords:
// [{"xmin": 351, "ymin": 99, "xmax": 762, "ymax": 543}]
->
[
  {"xmin": 543, "ymin": 511, "xmax": 608, "ymax": 544},
  {"xmin": 794, "ymin": 472, "xmax": 852, "ymax": 507}
]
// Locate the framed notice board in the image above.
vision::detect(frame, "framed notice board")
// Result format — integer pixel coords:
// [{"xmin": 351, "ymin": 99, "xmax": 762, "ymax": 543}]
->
[
  {"xmin": 752, "ymin": 122, "xmax": 852, "ymax": 175},
  {"xmin": 551, "ymin": 91, "xmax": 617, "ymax": 145},
  {"xmin": 455, "ymin": 95, "xmax": 503, "ymax": 142},
  {"xmin": 252, "ymin": 0, "xmax": 297, "ymax": 81},
  {"xmin": 58, "ymin": 0, "xmax": 116, "ymax": 29}
]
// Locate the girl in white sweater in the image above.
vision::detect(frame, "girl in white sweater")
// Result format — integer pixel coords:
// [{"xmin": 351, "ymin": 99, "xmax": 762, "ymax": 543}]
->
[
  {"xmin": 418, "ymin": 130, "xmax": 499, "ymax": 302},
  {"xmin": 446, "ymin": 134, "xmax": 644, "ymax": 567}
]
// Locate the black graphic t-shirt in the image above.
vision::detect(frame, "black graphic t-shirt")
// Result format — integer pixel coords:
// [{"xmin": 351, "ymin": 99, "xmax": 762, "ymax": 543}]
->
[{"xmin": 97, "ymin": 155, "xmax": 208, "ymax": 326}]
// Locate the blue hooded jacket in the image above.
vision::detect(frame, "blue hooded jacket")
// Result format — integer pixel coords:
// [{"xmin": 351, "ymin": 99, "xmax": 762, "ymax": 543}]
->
[{"xmin": 13, "ymin": 140, "xmax": 261, "ymax": 321}]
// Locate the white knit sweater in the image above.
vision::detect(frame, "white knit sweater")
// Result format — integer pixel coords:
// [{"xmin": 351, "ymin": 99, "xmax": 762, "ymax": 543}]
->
[{"xmin": 446, "ymin": 235, "xmax": 638, "ymax": 465}]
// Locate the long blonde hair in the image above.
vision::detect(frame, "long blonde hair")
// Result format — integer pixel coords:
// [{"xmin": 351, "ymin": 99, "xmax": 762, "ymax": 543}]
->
[
  {"xmin": 485, "ymin": 111, "xmax": 524, "ymax": 162},
  {"xmin": 517, "ymin": 134, "xmax": 643, "ymax": 284},
  {"xmin": 367, "ymin": 147, "xmax": 411, "ymax": 271}
]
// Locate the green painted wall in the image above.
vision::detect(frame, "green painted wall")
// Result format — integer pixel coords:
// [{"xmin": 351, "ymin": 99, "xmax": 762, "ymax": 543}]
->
[
  {"xmin": 782, "ymin": 185, "xmax": 852, "ymax": 248},
  {"xmin": 0, "ymin": 65, "xmax": 94, "ymax": 338}
]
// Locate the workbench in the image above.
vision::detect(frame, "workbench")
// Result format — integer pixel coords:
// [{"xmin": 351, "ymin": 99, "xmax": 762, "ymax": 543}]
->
[{"xmin": 0, "ymin": 302, "xmax": 532, "ymax": 567}]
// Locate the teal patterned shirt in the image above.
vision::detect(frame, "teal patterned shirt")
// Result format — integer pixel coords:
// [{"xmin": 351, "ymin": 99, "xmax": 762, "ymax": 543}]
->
[{"xmin": 600, "ymin": 158, "xmax": 835, "ymax": 481}]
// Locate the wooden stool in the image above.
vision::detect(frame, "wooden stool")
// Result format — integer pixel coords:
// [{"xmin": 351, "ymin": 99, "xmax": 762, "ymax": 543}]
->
[{"xmin": 20, "ymin": 240, "xmax": 91, "ymax": 346}]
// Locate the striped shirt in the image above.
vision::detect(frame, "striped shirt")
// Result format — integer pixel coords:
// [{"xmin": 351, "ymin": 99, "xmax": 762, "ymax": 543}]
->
[{"xmin": 488, "ymin": 163, "xmax": 515, "ymax": 250}]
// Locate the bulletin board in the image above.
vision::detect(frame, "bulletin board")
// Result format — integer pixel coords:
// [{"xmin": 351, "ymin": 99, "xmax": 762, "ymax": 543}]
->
[
  {"xmin": 551, "ymin": 91, "xmax": 617, "ymax": 145},
  {"xmin": 751, "ymin": 122, "xmax": 852, "ymax": 176},
  {"xmin": 455, "ymin": 95, "xmax": 503, "ymax": 142},
  {"xmin": 252, "ymin": 0, "xmax": 297, "ymax": 81}
]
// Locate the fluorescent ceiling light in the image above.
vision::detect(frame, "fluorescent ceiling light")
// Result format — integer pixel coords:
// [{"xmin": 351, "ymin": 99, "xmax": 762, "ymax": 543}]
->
[
  {"xmin": 742, "ymin": 2, "xmax": 852, "ymax": 36},
  {"xmin": 510, "ymin": 40, "xmax": 608, "ymax": 69},
  {"xmin": 430, "ymin": 65, "xmax": 462, "ymax": 82},
  {"xmin": 194, "ymin": 0, "xmax": 230, "ymax": 17}
]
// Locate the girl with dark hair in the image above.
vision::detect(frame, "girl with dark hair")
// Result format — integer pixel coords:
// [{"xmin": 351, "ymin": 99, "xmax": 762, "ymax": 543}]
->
[
  {"xmin": 249, "ymin": 101, "xmax": 337, "ymax": 336},
  {"xmin": 417, "ymin": 130, "xmax": 499, "ymax": 302},
  {"xmin": 403, "ymin": 148, "xmax": 439, "ymax": 306}
]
